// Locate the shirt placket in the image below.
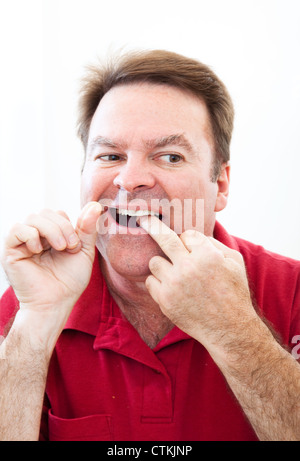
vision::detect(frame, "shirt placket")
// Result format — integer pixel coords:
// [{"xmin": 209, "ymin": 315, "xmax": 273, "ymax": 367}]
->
[
  {"xmin": 94, "ymin": 318, "xmax": 176, "ymax": 424},
  {"xmin": 141, "ymin": 364, "xmax": 173, "ymax": 423}
]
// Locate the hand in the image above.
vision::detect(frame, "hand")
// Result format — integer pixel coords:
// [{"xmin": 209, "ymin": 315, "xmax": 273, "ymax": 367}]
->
[
  {"xmin": 1, "ymin": 202, "xmax": 103, "ymax": 349},
  {"xmin": 139, "ymin": 216, "xmax": 257, "ymax": 352}
]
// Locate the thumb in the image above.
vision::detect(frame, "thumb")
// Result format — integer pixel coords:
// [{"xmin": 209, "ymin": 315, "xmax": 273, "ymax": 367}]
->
[{"xmin": 75, "ymin": 202, "xmax": 103, "ymax": 253}]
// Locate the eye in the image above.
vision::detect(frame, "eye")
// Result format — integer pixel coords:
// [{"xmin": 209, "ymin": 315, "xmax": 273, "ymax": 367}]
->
[
  {"xmin": 158, "ymin": 153, "xmax": 183, "ymax": 164},
  {"xmin": 96, "ymin": 154, "xmax": 122, "ymax": 162}
]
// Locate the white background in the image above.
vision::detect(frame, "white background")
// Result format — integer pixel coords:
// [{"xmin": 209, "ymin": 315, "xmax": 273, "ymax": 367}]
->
[{"xmin": 1, "ymin": 0, "xmax": 300, "ymax": 296}]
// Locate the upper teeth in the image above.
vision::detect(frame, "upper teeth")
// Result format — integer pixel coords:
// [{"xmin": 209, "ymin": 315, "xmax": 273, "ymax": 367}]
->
[{"xmin": 117, "ymin": 209, "xmax": 159, "ymax": 217}]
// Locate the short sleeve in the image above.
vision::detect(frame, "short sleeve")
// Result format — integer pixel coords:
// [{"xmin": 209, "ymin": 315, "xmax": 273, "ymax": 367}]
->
[
  {"xmin": 39, "ymin": 395, "xmax": 51, "ymax": 441},
  {"xmin": 0, "ymin": 287, "xmax": 19, "ymax": 336},
  {"xmin": 289, "ymin": 270, "xmax": 300, "ymax": 359}
]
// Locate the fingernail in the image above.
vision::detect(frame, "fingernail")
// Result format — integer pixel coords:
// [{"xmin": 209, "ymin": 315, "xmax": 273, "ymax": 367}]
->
[
  {"xmin": 136, "ymin": 215, "xmax": 149, "ymax": 228},
  {"xmin": 57, "ymin": 236, "xmax": 67, "ymax": 249},
  {"xmin": 83, "ymin": 202, "xmax": 103, "ymax": 217},
  {"xmin": 68, "ymin": 233, "xmax": 79, "ymax": 246}
]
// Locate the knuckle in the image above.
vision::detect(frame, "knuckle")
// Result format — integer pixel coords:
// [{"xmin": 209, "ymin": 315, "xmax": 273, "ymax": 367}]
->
[
  {"xmin": 182, "ymin": 229, "xmax": 200, "ymax": 238},
  {"xmin": 162, "ymin": 235, "xmax": 179, "ymax": 252},
  {"xmin": 227, "ymin": 249, "xmax": 244, "ymax": 267},
  {"xmin": 234, "ymin": 249, "xmax": 244, "ymax": 262},
  {"xmin": 145, "ymin": 275, "xmax": 155, "ymax": 291},
  {"xmin": 171, "ymin": 267, "xmax": 185, "ymax": 285},
  {"xmin": 149, "ymin": 256, "xmax": 165, "ymax": 275},
  {"xmin": 182, "ymin": 230, "xmax": 207, "ymax": 248},
  {"xmin": 59, "ymin": 220, "xmax": 74, "ymax": 235},
  {"xmin": 56, "ymin": 209, "xmax": 70, "ymax": 220},
  {"xmin": 39, "ymin": 208, "xmax": 53, "ymax": 216},
  {"xmin": 149, "ymin": 255, "xmax": 160, "ymax": 269},
  {"xmin": 8, "ymin": 222, "xmax": 22, "ymax": 235},
  {"xmin": 181, "ymin": 257, "xmax": 198, "ymax": 276},
  {"xmin": 213, "ymin": 248, "xmax": 225, "ymax": 262},
  {"xmin": 29, "ymin": 226, "xmax": 40, "ymax": 239},
  {"xmin": 24, "ymin": 213, "xmax": 38, "ymax": 224}
]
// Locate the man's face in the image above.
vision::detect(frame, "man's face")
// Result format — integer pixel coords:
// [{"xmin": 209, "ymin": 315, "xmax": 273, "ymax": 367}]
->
[{"xmin": 80, "ymin": 83, "xmax": 229, "ymax": 280}]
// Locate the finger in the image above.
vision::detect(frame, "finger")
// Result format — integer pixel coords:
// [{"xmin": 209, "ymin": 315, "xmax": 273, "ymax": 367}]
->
[
  {"xmin": 145, "ymin": 274, "xmax": 161, "ymax": 305},
  {"xmin": 148, "ymin": 255, "xmax": 172, "ymax": 281},
  {"xmin": 56, "ymin": 209, "xmax": 71, "ymax": 220},
  {"xmin": 5, "ymin": 223, "xmax": 43, "ymax": 255},
  {"xmin": 24, "ymin": 214, "xmax": 68, "ymax": 251},
  {"xmin": 39, "ymin": 209, "xmax": 80, "ymax": 249},
  {"xmin": 75, "ymin": 202, "xmax": 104, "ymax": 252},
  {"xmin": 138, "ymin": 215, "xmax": 188, "ymax": 263}
]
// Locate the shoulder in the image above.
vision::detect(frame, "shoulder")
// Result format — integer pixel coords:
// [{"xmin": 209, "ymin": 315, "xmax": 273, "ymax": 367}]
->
[
  {"xmin": 232, "ymin": 235, "xmax": 300, "ymax": 345},
  {"xmin": 214, "ymin": 221, "xmax": 300, "ymax": 283},
  {"xmin": 214, "ymin": 221, "xmax": 300, "ymax": 343},
  {"xmin": 234, "ymin": 235, "xmax": 300, "ymax": 283}
]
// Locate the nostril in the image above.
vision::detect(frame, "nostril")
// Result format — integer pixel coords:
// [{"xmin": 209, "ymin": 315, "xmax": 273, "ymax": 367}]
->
[{"xmin": 113, "ymin": 168, "xmax": 156, "ymax": 192}]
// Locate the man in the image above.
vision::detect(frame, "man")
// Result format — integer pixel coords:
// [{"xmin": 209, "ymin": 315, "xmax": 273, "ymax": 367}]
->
[{"xmin": 0, "ymin": 50, "xmax": 300, "ymax": 441}]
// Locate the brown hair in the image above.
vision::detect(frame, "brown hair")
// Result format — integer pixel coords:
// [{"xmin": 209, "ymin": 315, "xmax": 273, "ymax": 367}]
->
[{"xmin": 77, "ymin": 49, "xmax": 234, "ymax": 181}]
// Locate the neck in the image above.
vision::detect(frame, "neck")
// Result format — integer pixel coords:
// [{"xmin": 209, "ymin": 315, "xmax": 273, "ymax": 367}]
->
[{"xmin": 99, "ymin": 258, "xmax": 174, "ymax": 348}]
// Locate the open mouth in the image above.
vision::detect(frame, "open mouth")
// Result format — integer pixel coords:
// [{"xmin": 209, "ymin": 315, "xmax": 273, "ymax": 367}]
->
[{"xmin": 109, "ymin": 208, "xmax": 163, "ymax": 228}]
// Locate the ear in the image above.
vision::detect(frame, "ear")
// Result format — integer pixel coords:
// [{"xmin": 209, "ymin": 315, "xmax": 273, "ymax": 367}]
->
[{"xmin": 214, "ymin": 163, "xmax": 230, "ymax": 212}]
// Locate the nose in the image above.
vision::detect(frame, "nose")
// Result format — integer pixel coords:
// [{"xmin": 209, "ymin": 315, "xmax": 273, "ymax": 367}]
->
[{"xmin": 113, "ymin": 158, "xmax": 156, "ymax": 192}]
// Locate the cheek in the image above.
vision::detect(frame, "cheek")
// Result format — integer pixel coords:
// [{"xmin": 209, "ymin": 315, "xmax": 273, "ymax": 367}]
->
[
  {"xmin": 178, "ymin": 179, "xmax": 218, "ymax": 232},
  {"xmin": 80, "ymin": 166, "xmax": 111, "ymax": 205},
  {"xmin": 201, "ymin": 183, "xmax": 218, "ymax": 218}
]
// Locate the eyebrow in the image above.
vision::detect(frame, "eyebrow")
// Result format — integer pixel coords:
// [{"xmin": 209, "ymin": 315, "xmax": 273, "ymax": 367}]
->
[
  {"xmin": 89, "ymin": 133, "xmax": 196, "ymax": 156},
  {"xmin": 144, "ymin": 134, "xmax": 195, "ymax": 155},
  {"xmin": 89, "ymin": 136, "xmax": 124, "ymax": 152}
]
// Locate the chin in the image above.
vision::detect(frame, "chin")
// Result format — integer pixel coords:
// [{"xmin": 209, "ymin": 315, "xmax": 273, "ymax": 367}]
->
[
  {"xmin": 97, "ymin": 234, "xmax": 163, "ymax": 281},
  {"xmin": 111, "ymin": 262, "xmax": 152, "ymax": 281},
  {"xmin": 103, "ymin": 253, "xmax": 153, "ymax": 281}
]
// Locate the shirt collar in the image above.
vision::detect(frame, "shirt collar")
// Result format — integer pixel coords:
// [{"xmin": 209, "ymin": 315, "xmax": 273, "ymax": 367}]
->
[
  {"xmin": 64, "ymin": 220, "xmax": 238, "ymax": 338},
  {"xmin": 213, "ymin": 220, "xmax": 240, "ymax": 251},
  {"xmin": 64, "ymin": 251, "xmax": 191, "ymax": 369},
  {"xmin": 64, "ymin": 251, "xmax": 109, "ymax": 335}
]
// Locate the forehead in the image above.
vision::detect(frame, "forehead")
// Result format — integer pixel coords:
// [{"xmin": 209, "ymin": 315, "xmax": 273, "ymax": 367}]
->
[{"xmin": 88, "ymin": 83, "xmax": 213, "ymax": 150}]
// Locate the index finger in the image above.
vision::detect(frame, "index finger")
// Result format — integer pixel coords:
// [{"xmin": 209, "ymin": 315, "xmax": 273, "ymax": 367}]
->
[{"xmin": 138, "ymin": 215, "xmax": 188, "ymax": 263}]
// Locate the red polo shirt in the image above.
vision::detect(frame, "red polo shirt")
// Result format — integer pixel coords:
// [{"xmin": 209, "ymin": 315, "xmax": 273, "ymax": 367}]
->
[{"xmin": 1, "ymin": 221, "xmax": 300, "ymax": 441}]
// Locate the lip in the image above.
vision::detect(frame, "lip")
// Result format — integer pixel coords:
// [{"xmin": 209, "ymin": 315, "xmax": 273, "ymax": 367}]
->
[
  {"xmin": 99, "ymin": 197, "xmax": 163, "ymax": 212},
  {"xmin": 98, "ymin": 199, "xmax": 165, "ymax": 235}
]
